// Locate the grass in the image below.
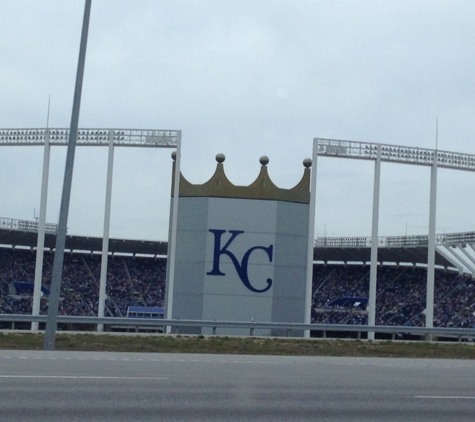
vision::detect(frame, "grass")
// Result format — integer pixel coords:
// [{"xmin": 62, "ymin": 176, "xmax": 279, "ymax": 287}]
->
[{"xmin": 1, "ymin": 332, "xmax": 475, "ymax": 359}]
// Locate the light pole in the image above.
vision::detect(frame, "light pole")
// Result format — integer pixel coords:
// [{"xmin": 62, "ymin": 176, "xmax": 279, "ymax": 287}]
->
[{"xmin": 43, "ymin": 0, "xmax": 92, "ymax": 350}]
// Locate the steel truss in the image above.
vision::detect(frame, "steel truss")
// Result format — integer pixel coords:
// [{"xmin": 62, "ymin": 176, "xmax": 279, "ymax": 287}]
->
[
  {"xmin": 316, "ymin": 138, "xmax": 475, "ymax": 172},
  {"xmin": 0, "ymin": 128, "xmax": 180, "ymax": 148},
  {"xmin": 0, "ymin": 126, "xmax": 181, "ymax": 334},
  {"xmin": 311, "ymin": 137, "xmax": 475, "ymax": 336},
  {"xmin": 0, "ymin": 216, "xmax": 57, "ymax": 235},
  {"xmin": 314, "ymin": 231, "xmax": 475, "ymax": 249}
]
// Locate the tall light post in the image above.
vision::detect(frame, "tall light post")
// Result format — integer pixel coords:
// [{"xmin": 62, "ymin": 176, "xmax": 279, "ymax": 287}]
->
[{"xmin": 43, "ymin": 0, "xmax": 92, "ymax": 350}]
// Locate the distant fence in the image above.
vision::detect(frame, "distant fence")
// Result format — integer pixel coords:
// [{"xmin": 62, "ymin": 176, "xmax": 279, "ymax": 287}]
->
[
  {"xmin": 1, "ymin": 314, "xmax": 474, "ymax": 341},
  {"xmin": 315, "ymin": 231, "xmax": 475, "ymax": 248},
  {"xmin": 0, "ymin": 217, "xmax": 58, "ymax": 235}
]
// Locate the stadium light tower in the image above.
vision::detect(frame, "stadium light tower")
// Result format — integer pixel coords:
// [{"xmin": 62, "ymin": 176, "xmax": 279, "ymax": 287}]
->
[
  {"xmin": 368, "ymin": 144, "xmax": 382, "ymax": 340},
  {"xmin": 0, "ymin": 128, "xmax": 182, "ymax": 331},
  {"xmin": 96, "ymin": 129, "xmax": 181, "ymax": 331},
  {"xmin": 312, "ymin": 137, "xmax": 475, "ymax": 338},
  {"xmin": 0, "ymin": 127, "xmax": 181, "ymax": 334}
]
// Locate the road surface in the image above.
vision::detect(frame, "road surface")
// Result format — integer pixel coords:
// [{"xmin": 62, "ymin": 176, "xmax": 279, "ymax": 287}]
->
[{"xmin": 1, "ymin": 350, "xmax": 474, "ymax": 421}]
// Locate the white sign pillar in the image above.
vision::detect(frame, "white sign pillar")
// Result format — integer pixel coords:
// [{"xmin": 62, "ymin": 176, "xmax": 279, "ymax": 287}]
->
[
  {"xmin": 304, "ymin": 139, "xmax": 318, "ymax": 338},
  {"xmin": 98, "ymin": 129, "xmax": 115, "ymax": 330},
  {"xmin": 166, "ymin": 133, "xmax": 182, "ymax": 331},
  {"xmin": 31, "ymin": 129, "xmax": 51, "ymax": 331},
  {"xmin": 426, "ymin": 151, "xmax": 438, "ymax": 330},
  {"xmin": 368, "ymin": 144, "xmax": 381, "ymax": 340}
]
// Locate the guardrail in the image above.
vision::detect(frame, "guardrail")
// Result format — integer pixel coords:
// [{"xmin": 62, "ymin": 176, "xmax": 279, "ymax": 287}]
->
[{"xmin": 1, "ymin": 314, "xmax": 474, "ymax": 341}]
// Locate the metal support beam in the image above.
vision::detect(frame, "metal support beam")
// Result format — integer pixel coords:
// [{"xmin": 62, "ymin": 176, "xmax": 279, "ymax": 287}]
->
[
  {"xmin": 462, "ymin": 244, "xmax": 475, "ymax": 264},
  {"xmin": 0, "ymin": 128, "xmax": 180, "ymax": 148},
  {"xmin": 165, "ymin": 133, "xmax": 182, "ymax": 330},
  {"xmin": 315, "ymin": 138, "xmax": 475, "ymax": 172},
  {"xmin": 368, "ymin": 144, "xmax": 381, "ymax": 340},
  {"xmin": 98, "ymin": 129, "xmax": 115, "ymax": 330},
  {"xmin": 435, "ymin": 245, "xmax": 463, "ymax": 273},
  {"xmin": 43, "ymin": 0, "xmax": 92, "ymax": 350},
  {"xmin": 458, "ymin": 245, "xmax": 475, "ymax": 270},
  {"xmin": 426, "ymin": 151, "xmax": 438, "ymax": 330},
  {"xmin": 445, "ymin": 246, "xmax": 475, "ymax": 274},
  {"xmin": 31, "ymin": 129, "xmax": 51, "ymax": 331},
  {"xmin": 304, "ymin": 140, "xmax": 318, "ymax": 338}
]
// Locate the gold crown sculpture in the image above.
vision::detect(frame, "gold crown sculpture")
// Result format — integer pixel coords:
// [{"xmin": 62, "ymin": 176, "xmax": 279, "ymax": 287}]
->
[{"xmin": 171, "ymin": 153, "xmax": 311, "ymax": 204}]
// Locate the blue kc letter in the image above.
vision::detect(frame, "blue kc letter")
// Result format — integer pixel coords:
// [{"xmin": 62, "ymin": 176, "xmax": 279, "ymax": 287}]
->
[{"xmin": 207, "ymin": 229, "xmax": 273, "ymax": 293}]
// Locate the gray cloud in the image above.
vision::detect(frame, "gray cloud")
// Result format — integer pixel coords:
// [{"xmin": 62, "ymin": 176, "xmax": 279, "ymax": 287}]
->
[{"xmin": 1, "ymin": 0, "xmax": 474, "ymax": 240}]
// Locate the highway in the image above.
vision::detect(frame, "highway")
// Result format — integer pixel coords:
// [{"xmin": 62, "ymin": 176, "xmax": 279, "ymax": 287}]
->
[{"xmin": 1, "ymin": 350, "xmax": 475, "ymax": 421}]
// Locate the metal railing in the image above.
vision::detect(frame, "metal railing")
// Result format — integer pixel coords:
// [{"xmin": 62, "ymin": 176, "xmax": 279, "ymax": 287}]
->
[
  {"xmin": 0, "ymin": 128, "xmax": 180, "ymax": 148},
  {"xmin": 315, "ymin": 138, "xmax": 475, "ymax": 172},
  {"xmin": 1, "ymin": 314, "xmax": 474, "ymax": 340},
  {"xmin": 315, "ymin": 231, "xmax": 475, "ymax": 249},
  {"xmin": 0, "ymin": 217, "xmax": 58, "ymax": 235}
]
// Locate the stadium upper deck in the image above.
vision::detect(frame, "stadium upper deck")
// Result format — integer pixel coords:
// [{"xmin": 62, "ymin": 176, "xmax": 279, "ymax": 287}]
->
[
  {"xmin": 2, "ymin": 225, "xmax": 474, "ymax": 272},
  {"xmin": 0, "ymin": 228, "xmax": 167, "ymax": 257}
]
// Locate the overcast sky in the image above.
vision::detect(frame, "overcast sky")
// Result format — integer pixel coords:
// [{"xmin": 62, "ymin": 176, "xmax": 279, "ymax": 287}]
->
[{"xmin": 1, "ymin": 0, "xmax": 474, "ymax": 242}]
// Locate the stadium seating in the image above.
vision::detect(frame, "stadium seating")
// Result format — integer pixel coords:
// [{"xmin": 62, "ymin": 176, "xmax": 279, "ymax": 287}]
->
[
  {"xmin": 1, "ymin": 246, "xmax": 474, "ymax": 328},
  {"xmin": 311, "ymin": 264, "xmax": 474, "ymax": 328},
  {"xmin": 0, "ymin": 247, "xmax": 166, "ymax": 318}
]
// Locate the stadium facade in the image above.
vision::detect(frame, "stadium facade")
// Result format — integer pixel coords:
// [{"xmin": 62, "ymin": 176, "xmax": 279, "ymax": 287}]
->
[
  {"xmin": 2, "ymin": 131, "xmax": 475, "ymax": 333},
  {"xmin": 1, "ymin": 217, "xmax": 475, "ymax": 331}
]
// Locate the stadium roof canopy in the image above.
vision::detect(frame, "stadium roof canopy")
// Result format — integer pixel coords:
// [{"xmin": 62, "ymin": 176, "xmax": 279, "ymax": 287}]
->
[
  {"xmin": 0, "ymin": 228, "xmax": 167, "ymax": 257},
  {"xmin": 313, "ymin": 246, "xmax": 453, "ymax": 268},
  {"xmin": 0, "ymin": 227, "xmax": 458, "ymax": 268},
  {"xmin": 313, "ymin": 233, "xmax": 475, "ymax": 272}
]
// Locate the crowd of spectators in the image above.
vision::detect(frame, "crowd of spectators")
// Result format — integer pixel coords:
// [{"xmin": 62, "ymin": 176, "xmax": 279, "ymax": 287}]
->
[
  {"xmin": 0, "ymin": 247, "xmax": 167, "ymax": 317},
  {"xmin": 1, "ymin": 246, "xmax": 475, "ymax": 329},
  {"xmin": 311, "ymin": 264, "xmax": 475, "ymax": 328}
]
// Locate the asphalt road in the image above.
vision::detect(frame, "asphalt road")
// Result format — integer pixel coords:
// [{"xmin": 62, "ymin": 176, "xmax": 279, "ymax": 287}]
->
[{"xmin": 1, "ymin": 350, "xmax": 475, "ymax": 421}]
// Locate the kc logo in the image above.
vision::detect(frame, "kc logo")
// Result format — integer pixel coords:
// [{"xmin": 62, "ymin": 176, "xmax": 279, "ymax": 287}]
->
[{"xmin": 206, "ymin": 229, "xmax": 273, "ymax": 293}]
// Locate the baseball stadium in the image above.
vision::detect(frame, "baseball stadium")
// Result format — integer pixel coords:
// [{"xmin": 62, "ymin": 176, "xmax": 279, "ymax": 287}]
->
[{"xmin": 1, "ymin": 129, "xmax": 474, "ymax": 338}]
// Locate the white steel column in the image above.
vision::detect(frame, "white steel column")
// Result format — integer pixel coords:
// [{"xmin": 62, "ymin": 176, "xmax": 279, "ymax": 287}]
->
[
  {"xmin": 166, "ymin": 133, "xmax": 182, "ymax": 329},
  {"xmin": 464, "ymin": 243, "xmax": 475, "ymax": 264},
  {"xmin": 426, "ymin": 151, "xmax": 437, "ymax": 330},
  {"xmin": 447, "ymin": 246, "xmax": 475, "ymax": 274},
  {"xmin": 304, "ymin": 140, "xmax": 318, "ymax": 338},
  {"xmin": 436, "ymin": 245, "xmax": 463, "ymax": 274},
  {"xmin": 368, "ymin": 144, "xmax": 381, "ymax": 341},
  {"xmin": 97, "ymin": 130, "xmax": 115, "ymax": 331},
  {"xmin": 460, "ymin": 246, "xmax": 475, "ymax": 269},
  {"xmin": 32, "ymin": 129, "xmax": 51, "ymax": 331}
]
